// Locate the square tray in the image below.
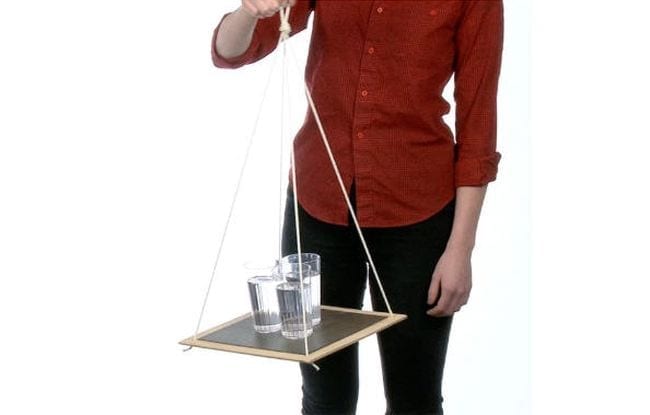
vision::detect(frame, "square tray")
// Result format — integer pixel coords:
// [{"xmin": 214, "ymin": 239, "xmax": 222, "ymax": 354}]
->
[{"xmin": 179, "ymin": 305, "xmax": 407, "ymax": 364}]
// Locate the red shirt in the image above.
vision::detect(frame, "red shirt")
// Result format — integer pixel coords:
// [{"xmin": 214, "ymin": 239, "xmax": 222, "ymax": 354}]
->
[{"xmin": 212, "ymin": 0, "xmax": 504, "ymax": 227}]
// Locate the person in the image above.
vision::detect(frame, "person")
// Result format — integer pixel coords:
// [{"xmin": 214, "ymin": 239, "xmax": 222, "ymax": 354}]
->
[{"xmin": 211, "ymin": 1, "xmax": 504, "ymax": 414}]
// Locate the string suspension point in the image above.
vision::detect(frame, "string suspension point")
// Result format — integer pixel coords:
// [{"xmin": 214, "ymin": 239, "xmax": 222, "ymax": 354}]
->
[{"xmin": 279, "ymin": 6, "xmax": 292, "ymax": 41}]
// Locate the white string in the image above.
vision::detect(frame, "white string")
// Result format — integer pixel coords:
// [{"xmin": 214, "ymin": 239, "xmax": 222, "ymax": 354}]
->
[
  {"xmin": 278, "ymin": 6, "xmax": 292, "ymax": 41},
  {"xmin": 277, "ymin": 3, "xmax": 294, "ymax": 264},
  {"xmin": 279, "ymin": 5, "xmax": 311, "ymax": 355},
  {"xmin": 278, "ymin": 17, "xmax": 287, "ymax": 263},
  {"xmin": 193, "ymin": 34, "xmax": 283, "ymax": 340},
  {"xmin": 290, "ymin": 144, "xmax": 310, "ymax": 355},
  {"xmin": 285, "ymin": 42, "xmax": 394, "ymax": 315},
  {"xmin": 282, "ymin": 14, "xmax": 315, "ymax": 361}
]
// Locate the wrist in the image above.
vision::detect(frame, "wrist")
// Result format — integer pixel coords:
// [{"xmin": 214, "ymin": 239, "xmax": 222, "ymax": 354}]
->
[
  {"xmin": 445, "ymin": 240, "xmax": 474, "ymax": 255},
  {"xmin": 235, "ymin": 5, "xmax": 260, "ymax": 21}
]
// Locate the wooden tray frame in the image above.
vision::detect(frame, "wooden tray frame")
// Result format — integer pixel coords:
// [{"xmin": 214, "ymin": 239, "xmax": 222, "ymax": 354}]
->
[{"xmin": 179, "ymin": 305, "xmax": 407, "ymax": 364}]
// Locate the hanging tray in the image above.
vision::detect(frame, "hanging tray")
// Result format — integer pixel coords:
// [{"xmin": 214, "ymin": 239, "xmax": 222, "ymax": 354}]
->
[{"xmin": 179, "ymin": 305, "xmax": 406, "ymax": 364}]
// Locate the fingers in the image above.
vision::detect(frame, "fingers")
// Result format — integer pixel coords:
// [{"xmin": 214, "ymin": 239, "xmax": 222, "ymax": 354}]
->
[
  {"xmin": 427, "ymin": 284, "xmax": 467, "ymax": 317},
  {"xmin": 427, "ymin": 272, "xmax": 441, "ymax": 306},
  {"xmin": 427, "ymin": 290, "xmax": 457, "ymax": 317},
  {"xmin": 257, "ymin": 0, "xmax": 279, "ymax": 18},
  {"xmin": 241, "ymin": 0, "xmax": 292, "ymax": 19}
]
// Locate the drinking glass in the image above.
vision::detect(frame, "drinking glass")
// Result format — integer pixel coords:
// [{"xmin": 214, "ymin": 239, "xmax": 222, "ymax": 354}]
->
[
  {"xmin": 278, "ymin": 253, "xmax": 321, "ymax": 325},
  {"xmin": 245, "ymin": 261, "xmax": 282, "ymax": 333},
  {"xmin": 276, "ymin": 265, "xmax": 313, "ymax": 339}
]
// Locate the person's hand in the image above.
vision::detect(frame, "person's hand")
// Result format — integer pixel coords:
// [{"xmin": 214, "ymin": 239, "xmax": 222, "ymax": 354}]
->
[
  {"xmin": 240, "ymin": 0, "xmax": 297, "ymax": 19},
  {"xmin": 426, "ymin": 246, "xmax": 473, "ymax": 317}
]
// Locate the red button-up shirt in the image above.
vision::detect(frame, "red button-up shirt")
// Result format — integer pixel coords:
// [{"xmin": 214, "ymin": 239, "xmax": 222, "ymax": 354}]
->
[{"xmin": 212, "ymin": 0, "xmax": 504, "ymax": 227}]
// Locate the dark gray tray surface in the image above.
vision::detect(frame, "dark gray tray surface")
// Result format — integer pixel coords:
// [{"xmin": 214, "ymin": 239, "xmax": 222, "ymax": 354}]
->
[{"xmin": 200, "ymin": 308, "xmax": 385, "ymax": 354}]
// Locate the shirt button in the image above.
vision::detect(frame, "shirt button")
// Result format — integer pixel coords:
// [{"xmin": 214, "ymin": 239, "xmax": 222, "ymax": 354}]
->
[
  {"xmin": 361, "ymin": 90, "xmax": 368, "ymax": 97},
  {"xmin": 368, "ymin": 47, "xmax": 375, "ymax": 54},
  {"xmin": 429, "ymin": 9, "xmax": 438, "ymax": 16},
  {"xmin": 357, "ymin": 132, "xmax": 365, "ymax": 139},
  {"xmin": 376, "ymin": 7, "xmax": 383, "ymax": 13}
]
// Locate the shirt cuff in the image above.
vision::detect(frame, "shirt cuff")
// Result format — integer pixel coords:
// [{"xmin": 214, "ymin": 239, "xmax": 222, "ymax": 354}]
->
[
  {"xmin": 211, "ymin": 12, "xmax": 261, "ymax": 69},
  {"xmin": 454, "ymin": 152, "xmax": 502, "ymax": 187}
]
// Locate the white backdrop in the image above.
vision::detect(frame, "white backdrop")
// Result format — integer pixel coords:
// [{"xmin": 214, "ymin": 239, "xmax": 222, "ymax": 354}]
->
[
  {"xmin": 531, "ymin": 1, "xmax": 650, "ymax": 414},
  {"xmin": 0, "ymin": 0, "xmax": 531, "ymax": 414}
]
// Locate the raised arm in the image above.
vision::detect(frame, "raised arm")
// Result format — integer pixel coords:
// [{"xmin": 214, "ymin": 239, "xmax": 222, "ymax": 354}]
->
[{"xmin": 212, "ymin": 0, "xmax": 314, "ymax": 69}]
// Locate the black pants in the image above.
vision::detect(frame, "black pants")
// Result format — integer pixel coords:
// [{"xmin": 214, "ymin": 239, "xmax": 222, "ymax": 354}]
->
[{"xmin": 281, "ymin": 183, "xmax": 456, "ymax": 415}]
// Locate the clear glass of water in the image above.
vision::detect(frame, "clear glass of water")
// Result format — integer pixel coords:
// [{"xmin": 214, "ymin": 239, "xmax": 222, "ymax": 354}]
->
[
  {"xmin": 276, "ymin": 266, "xmax": 313, "ymax": 339},
  {"xmin": 278, "ymin": 253, "xmax": 321, "ymax": 325},
  {"xmin": 246, "ymin": 261, "xmax": 282, "ymax": 334}
]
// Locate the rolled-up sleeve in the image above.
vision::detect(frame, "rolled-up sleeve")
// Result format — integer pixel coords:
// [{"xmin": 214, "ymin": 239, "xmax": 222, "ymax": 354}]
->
[
  {"xmin": 452, "ymin": 0, "xmax": 504, "ymax": 187},
  {"xmin": 212, "ymin": 1, "xmax": 313, "ymax": 69}
]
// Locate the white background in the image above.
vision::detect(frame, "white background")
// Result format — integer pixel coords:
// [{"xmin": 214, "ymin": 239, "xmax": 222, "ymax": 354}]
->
[
  {"xmin": 0, "ymin": 0, "xmax": 647, "ymax": 414},
  {"xmin": 531, "ymin": 1, "xmax": 650, "ymax": 414}
]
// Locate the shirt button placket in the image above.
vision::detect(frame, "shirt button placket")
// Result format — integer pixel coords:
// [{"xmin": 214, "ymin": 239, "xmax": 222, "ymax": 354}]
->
[{"xmin": 351, "ymin": 2, "xmax": 386, "ymax": 223}]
